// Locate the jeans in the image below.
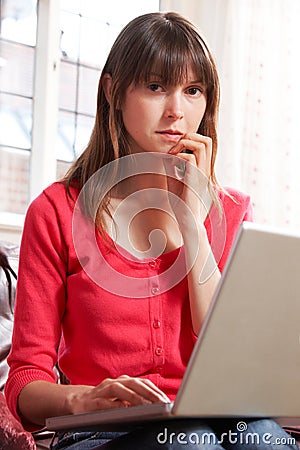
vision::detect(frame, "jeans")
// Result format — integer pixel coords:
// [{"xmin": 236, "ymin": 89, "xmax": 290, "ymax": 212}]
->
[{"xmin": 50, "ymin": 418, "xmax": 299, "ymax": 449}]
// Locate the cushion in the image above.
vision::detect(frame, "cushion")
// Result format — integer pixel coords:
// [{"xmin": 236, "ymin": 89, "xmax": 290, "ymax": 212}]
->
[
  {"xmin": 0, "ymin": 241, "xmax": 19, "ymax": 391},
  {"xmin": 0, "ymin": 392, "xmax": 36, "ymax": 449}
]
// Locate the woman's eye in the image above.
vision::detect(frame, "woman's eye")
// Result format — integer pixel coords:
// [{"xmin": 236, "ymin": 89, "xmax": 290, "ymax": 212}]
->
[
  {"xmin": 187, "ymin": 87, "xmax": 202, "ymax": 96},
  {"xmin": 148, "ymin": 84, "xmax": 163, "ymax": 92}
]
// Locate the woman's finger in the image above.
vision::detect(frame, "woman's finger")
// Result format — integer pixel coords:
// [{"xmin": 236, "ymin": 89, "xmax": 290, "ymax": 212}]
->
[
  {"xmin": 168, "ymin": 133, "xmax": 212, "ymax": 178},
  {"xmin": 94, "ymin": 376, "xmax": 170, "ymax": 406},
  {"xmin": 138, "ymin": 378, "xmax": 171, "ymax": 403},
  {"xmin": 116, "ymin": 375, "xmax": 169, "ymax": 402}
]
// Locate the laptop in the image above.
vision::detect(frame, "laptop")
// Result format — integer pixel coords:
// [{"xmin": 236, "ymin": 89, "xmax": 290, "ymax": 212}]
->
[{"xmin": 46, "ymin": 221, "xmax": 300, "ymax": 431}]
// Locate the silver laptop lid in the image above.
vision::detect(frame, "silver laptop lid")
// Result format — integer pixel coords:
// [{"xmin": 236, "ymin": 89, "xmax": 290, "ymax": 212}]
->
[{"xmin": 174, "ymin": 222, "xmax": 300, "ymax": 418}]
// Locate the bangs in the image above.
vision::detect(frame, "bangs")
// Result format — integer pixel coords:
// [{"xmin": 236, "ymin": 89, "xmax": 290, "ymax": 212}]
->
[{"xmin": 132, "ymin": 27, "xmax": 215, "ymax": 89}]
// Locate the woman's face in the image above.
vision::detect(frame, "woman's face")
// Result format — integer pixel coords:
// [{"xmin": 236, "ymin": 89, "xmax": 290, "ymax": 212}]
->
[{"xmin": 120, "ymin": 68, "xmax": 207, "ymax": 154}]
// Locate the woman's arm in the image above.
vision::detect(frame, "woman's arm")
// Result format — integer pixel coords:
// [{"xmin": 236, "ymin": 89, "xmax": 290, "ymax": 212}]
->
[
  {"xmin": 181, "ymin": 224, "xmax": 221, "ymax": 335},
  {"xmin": 18, "ymin": 376, "xmax": 170, "ymax": 426},
  {"xmin": 166, "ymin": 133, "xmax": 221, "ymax": 335}
]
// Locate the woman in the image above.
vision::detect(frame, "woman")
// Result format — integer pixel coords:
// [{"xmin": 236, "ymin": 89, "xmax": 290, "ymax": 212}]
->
[{"xmin": 5, "ymin": 11, "xmax": 297, "ymax": 450}]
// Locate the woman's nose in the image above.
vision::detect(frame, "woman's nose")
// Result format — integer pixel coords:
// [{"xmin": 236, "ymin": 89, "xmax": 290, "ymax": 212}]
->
[{"xmin": 164, "ymin": 94, "xmax": 184, "ymax": 120}]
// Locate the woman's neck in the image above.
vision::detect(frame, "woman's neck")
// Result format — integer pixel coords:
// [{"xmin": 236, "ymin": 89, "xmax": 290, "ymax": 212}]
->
[{"xmin": 105, "ymin": 175, "xmax": 183, "ymax": 259}]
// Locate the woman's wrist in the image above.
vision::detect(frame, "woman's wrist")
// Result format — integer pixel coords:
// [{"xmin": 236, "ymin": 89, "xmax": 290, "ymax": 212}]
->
[
  {"xmin": 64, "ymin": 385, "xmax": 92, "ymax": 415},
  {"xmin": 18, "ymin": 381, "xmax": 92, "ymax": 425},
  {"xmin": 179, "ymin": 219, "xmax": 207, "ymax": 244}
]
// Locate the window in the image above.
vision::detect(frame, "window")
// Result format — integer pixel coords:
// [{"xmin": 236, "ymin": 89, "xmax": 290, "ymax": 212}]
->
[
  {"xmin": 57, "ymin": 0, "xmax": 160, "ymax": 176},
  {"xmin": 0, "ymin": 0, "xmax": 37, "ymax": 215},
  {"xmin": 0, "ymin": 0, "xmax": 159, "ymax": 241}
]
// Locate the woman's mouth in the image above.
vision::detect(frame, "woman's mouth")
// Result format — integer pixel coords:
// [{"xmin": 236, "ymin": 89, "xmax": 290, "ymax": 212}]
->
[{"xmin": 156, "ymin": 130, "xmax": 183, "ymax": 141}]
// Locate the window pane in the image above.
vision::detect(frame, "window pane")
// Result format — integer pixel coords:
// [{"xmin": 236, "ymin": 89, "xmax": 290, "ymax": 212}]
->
[
  {"xmin": 57, "ymin": 111, "xmax": 94, "ymax": 162},
  {"xmin": 57, "ymin": 111, "xmax": 76, "ymax": 162},
  {"xmin": 78, "ymin": 66, "xmax": 99, "ymax": 115},
  {"xmin": 0, "ymin": 40, "xmax": 35, "ymax": 97},
  {"xmin": 59, "ymin": 61, "xmax": 78, "ymax": 111},
  {"xmin": 60, "ymin": 11, "xmax": 80, "ymax": 62},
  {"xmin": 60, "ymin": 0, "xmax": 80, "ymax": 15},
  {"xmin": 60, "ymin": 1, "xmax": 159, "ymax": 67},
  {"xmin": 0, "ymin": 147, "xmax": 29, "ymax": 214},
  {"xmin": 78, "ymin": 0, "xmax": 159, "ymax": 24},
  {"xmin": 75, "ymin": 114, "xmax": 94, "ymax": 156},
  {"xmin": 0, "ymin": 40, "xmax": 34, "ymax": 97},
  {"xmin": 79, "ymin": 17, "xmax": 112, "ymax": 67},
  {"xmin": 0, "ymin": 0, "xmax": 37, "ymax": 46},
  {"xmin": 56, "ymin": 160, "xmax": 71, "ymax": 180},
  {"xmin": 0, "ymin": 93, "xmax": 32, "ymax": 149}
]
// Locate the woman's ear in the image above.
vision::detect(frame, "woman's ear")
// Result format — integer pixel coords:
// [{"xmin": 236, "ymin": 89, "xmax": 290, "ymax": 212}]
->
[{"xmin": 102, "ymin": 73, "xmax": 113, "ymax": 104}]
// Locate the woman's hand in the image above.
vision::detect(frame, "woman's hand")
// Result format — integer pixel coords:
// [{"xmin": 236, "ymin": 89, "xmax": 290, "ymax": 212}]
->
[
  {"xmin": 67, "ymin": 375, "xmax": 171, "ymax": 415},
  {"xmin": 164, "ymin": 132, "xmax": 213, "ymax": 231}
]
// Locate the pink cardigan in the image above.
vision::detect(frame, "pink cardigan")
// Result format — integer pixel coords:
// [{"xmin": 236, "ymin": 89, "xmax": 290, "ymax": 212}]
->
[{"xmin": 5, "ymin": 182, "xmax": 252, "ymax": 424}]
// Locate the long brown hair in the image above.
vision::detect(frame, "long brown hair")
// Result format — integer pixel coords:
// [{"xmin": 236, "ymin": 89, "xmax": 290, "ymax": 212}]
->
[{"xmin": 65, "ymin": 12, "xmax": 221, "ymax": 225}]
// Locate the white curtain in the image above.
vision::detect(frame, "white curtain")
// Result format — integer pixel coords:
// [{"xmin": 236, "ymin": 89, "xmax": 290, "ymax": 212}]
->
[{"xmin": 160, "ymin": 0, "xmax": 300, "ymax": 230}]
